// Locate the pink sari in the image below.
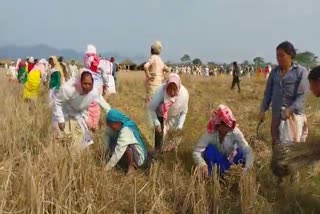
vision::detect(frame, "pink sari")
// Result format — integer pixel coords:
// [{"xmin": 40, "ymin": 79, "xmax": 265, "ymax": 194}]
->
[{"xmin": 86, "ymin": 89, "xmax": 102, "ymax": 130}]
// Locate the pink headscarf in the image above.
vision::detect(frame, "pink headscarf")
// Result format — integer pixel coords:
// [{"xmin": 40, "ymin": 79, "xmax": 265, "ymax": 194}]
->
[
  {"xmin": 74, "ymin": 69, "xmax": 93, "ymax": 94},
  {"xmin": 31, "ymin": 58, "xmax": 47, "ymax": 75},
  {"xmin": 84, "ymin": 44, "xmax": 100, "ymax": 73},
  {"xmin": 161, "ymin": 74, "xmax": 181, "ymax": 120},
  {"xmin": 207, "ymin": 105, "xmax": 236, "ymax": 134}
]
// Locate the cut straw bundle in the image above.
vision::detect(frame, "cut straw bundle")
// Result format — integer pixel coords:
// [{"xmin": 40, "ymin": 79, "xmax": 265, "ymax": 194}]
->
[
  {"xmin": 162, "ymin": 129, "xmax": 184, "ymax": 152},
  {"xmin": 272, "ymin": 141, "xmax": 320, "ymax": 176}
]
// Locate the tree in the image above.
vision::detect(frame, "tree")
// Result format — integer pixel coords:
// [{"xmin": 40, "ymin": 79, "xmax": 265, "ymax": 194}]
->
[
  {"xmin": 208, "ymin": 62, "xmax": 217, "ymax": 66},
  {"xmin": 180, "ymin": 54, "xmax": 191, "ymax": 63},
  {"xmin": 192, "ymin": 58, "xmax": 202, "ymax": 65},
  {"xmin": 121, "ymin": 59, "xmax": 135, "ymax": 66},
  {"xmin": 165, "ymin": 60, "xmax": 173, "ymax": 66},
  {"xmin": 295, "ymin": 51, "xmax": 318, "ymax": 68},
  {"xmin": 253, "ymin": 57, "xmax": 265, "ymax": 67},
  {"xmin": 242, "ymin": 60, "xmax": 250, "ymax": 66}
]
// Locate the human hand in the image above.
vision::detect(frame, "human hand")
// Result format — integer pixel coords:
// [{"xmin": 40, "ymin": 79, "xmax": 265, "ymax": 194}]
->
[
  {"xmin": 242, "ymin": 168, "xmax": 249, "ymax": 174},
  {"xmin": 155, "ymin": 125, "xmax": 162, "ymax": 134},
  {"xmin": 58, "ymin": 122, "xmax": 65, "ymax": 131},
  {"xmin": 285, "ymin": 108, "xmax": 293, "ymax": 118},
  {"xmin": 199, "ymin": 164, "xmax": 209, "ymax": 179},
  {"xmin": 259, "ymin": 112, "xmax": 266, "ymax": 123}
]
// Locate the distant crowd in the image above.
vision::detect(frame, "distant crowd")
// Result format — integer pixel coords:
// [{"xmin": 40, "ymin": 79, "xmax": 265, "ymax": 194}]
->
[{"xmin": 170, "ymin": 64, "xmax": 273, "ymax": 78}]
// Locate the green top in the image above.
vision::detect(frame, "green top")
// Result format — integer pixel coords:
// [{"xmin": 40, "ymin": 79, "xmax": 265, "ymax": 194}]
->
[
  {"xmin": 17, "ymin": 67, "xmax": 28, "ymax": 85},
  {"xmin": 49, "ymin": 71, "xmax": 61, "ymax": 89}
]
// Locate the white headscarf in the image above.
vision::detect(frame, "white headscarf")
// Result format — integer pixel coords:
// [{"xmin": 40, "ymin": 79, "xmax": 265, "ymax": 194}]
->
[
  {"xmin": 29, "ymin": 57, "xmax": 34, "ymax": 63},
  {"xmin": 84, "ymin": 44, "xmax": 99, "ymax": 69}
]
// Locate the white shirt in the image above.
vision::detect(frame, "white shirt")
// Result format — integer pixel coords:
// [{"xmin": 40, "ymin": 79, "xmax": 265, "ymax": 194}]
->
[
  {"xmin": 69, "ymin": 64, "xmax": 78, "ymax": 78},
  {"xmin": 149, "ymin": 84, "xmax": 189, "ymax": 129},
  {"xmin": 53, "ymin": 78, "xmax": 111, "ymax": 123},
  {"xmin": 205, "ymin": 68, "xmax": 209, "ymax": 76},
  {"xmin": 104, "ymin": 126, "xmax": 146, "ymax": 170},
  {"xmin": 192, "ymin": 128, "xmax": 254, "ymax": 169},
  {"xmin": 9, "ymin": 65, "xmax": 17, "ymax": 78}
]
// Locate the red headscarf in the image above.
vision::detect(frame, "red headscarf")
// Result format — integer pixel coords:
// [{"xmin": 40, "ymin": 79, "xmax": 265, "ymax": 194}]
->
[
  {"xmin": 18, "ymin": 60, "xmax": 26, "ymax": 71},
  {"xmin": 28, "ymin": 63, "xmax": 35, "ymax": 73},
  {"xmin": 207, "ymin": 105, "xmax": 236, "ymax": 134}
]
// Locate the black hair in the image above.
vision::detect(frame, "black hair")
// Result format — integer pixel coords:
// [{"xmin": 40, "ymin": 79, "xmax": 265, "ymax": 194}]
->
[
  {"xmin": 308, "ymin": 66, "xmax": 320, "ymax": 81},
  {"xmin": 151, "ymin": 47, "xmax": 157, "ymax": 55},
  {"xmin": 81, "ymin": 71, "xmax": 94, "ymax": 82},
  {"xmin": 48, "ymin": 57, "xmax": 54, "ymax": 64},
  {"xmin": 58, "ymin": 56, "xmax": 64, "ymax": 62},
  {"xmin": 276, "ymin": 41, "xmax": 296, "ymax": 59},
  {"xmin": 233, "ymin": 61, "xmax": 237, "ymax": 66}
]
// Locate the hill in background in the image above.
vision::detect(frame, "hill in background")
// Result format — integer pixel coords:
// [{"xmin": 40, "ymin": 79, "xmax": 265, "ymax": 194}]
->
[{"xmin": 0, "ymin": 44, "xmax": 146, "ymax": 64}]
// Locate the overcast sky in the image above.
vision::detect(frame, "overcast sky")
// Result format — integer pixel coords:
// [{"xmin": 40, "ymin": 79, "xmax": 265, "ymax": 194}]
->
[{"xmin": 0, "ymin": 0, "xmax": 318, "ymax": 63}]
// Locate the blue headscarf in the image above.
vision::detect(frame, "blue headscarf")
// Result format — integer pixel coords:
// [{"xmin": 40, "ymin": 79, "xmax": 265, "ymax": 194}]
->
[{"xmin": 106, "ymin": 109, "xmax": 147, "ymax": 160}]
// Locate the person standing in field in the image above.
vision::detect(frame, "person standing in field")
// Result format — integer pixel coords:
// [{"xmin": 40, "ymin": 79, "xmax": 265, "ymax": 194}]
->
[
  {"xmin": 104, "ymin": 109, "xmax": 148, "ymax": 175},
  {"xmin": 260, "ymin": 41, "xmax": 309, "ymax": 183},
  {"xmin": 69, "ymin": 60, "xmax": 79, "ymax": 78},
  {"xmin": 231, "ymin": 61, "xmax": 241, "ymax": 93},
  {"xmin": 23, "ymin": 59, "xmax": 48, "ymax": 101},
  {"xmin": 8, "ymin": 62, "xmax": 17, "ymax": 82},
  {"xmin": 17, "ymin": 59, "xmax": 28, "ymax": 84},
  {"xmin": 193, "ymin": 105, "xmax": 254, "ymax": 177},
  {"xmin": 260, "ymin": 41, "xmax": 309, "ymax": 144},
  {"xmin": 148, "ymin": 73, "xmax": 189, "ymax": 152},
  {"xmin": 204, "ymin": 66, "xmax": 209, "ymax": 77},
  {"xmin": 110, "ymin": 57, "xmax": 118, "ymax": 88},
  {"xmin": 48, "ymin": 56, "xmax": 62, "ymax": 106},
  {"xmin": 58, "ymin": 56, "xmax": 69, "ymax": 81},
  {"xmin": 144, "ymin": 41, "xmax": 170, "ymax": 103},
  {"xmin": 256, "ymin": 67, "xmax": 263, "ymax": 79},
  {"xmin": 27, "ymin": 57, "xmax": 35, "ymax": 73},
  {"xmin": 83, "ymin": 44, "xmax": 116, "ymax": 131},
  {"xmin": 264, "ymin": 66, "xmax": 271, "ymax": 79}
]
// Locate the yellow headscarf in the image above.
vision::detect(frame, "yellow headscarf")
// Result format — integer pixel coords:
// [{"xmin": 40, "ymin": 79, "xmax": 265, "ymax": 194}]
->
[{"xmin": 50, "ymin": 56, "xmax": 65, "ymax": 83}]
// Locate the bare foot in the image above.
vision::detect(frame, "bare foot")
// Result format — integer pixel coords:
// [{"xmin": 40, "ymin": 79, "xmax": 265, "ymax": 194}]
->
[{"xmin": 126, "ymin": 165, "xmax": 137, "ymax": 176}]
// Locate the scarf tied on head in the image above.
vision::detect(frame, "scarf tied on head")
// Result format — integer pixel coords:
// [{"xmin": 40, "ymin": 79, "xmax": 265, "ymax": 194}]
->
[
  {"xmin": 161, "ymin": 73, "xmax": 181, "ymax": 120},
  {"xmin": 106, "ymin": 109, "xmax": 147, "ymax": 159},
  {"xmin": 84, "ymin": 44, "xmax": 100, "ymax": 73},
  {"xmin": 207, "ymin": 105, "xmax": 236, "ymax": 134}
]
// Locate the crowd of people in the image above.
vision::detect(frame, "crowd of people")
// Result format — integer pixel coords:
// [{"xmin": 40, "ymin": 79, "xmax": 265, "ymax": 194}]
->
[
  {"xmin": 171, "ymin": 62, "xmax": 273, "ymax": 79},
  {"xmin": 2, "ymin": 40, "xmax": 319, "ymax": 184}
]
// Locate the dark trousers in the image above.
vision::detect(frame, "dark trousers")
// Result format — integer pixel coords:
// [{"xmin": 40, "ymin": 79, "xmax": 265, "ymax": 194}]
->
[
  {"xmin": 155, "ymin": 117, "xmax": 164, "ymax": 151},
  {"xmin": 231, "ymin": 77, "xmax": 241, "ymax": 92}
]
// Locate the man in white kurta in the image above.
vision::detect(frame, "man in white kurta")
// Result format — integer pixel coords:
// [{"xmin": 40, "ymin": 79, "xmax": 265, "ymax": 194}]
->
[{"xmin": 69, "ymin": 60, "xmax": 79, "ymax": 78}]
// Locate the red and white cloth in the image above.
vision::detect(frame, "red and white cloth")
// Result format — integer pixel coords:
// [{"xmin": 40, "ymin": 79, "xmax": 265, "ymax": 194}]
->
[{"xmin": 207, "ymin": 105, "xmax": 236, "ymax": 134}]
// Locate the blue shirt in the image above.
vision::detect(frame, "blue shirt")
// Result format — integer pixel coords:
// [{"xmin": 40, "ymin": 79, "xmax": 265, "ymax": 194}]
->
[{"xmin": 261, "ymin": 63, "xmax": 309, "ymax": 116}]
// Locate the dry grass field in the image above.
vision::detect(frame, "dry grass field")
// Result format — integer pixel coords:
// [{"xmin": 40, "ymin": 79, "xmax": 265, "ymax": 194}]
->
[{"xmin": 1, "ymin": 69, "xmax": 320, "ymax": 213}]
